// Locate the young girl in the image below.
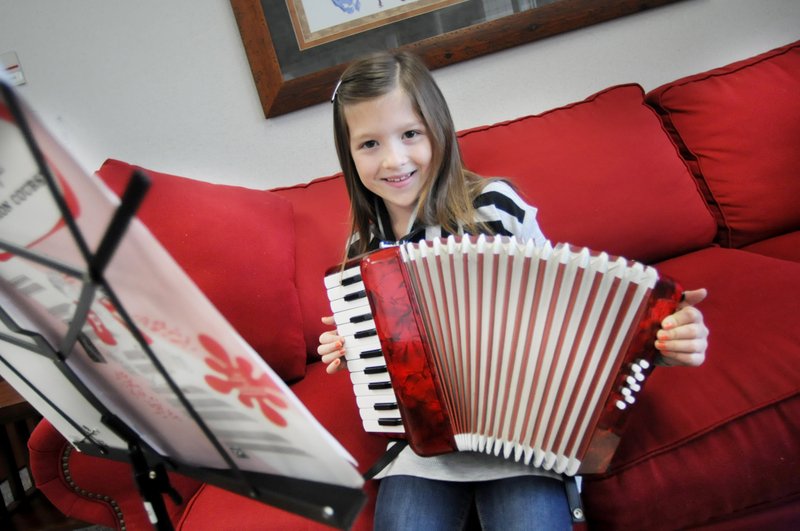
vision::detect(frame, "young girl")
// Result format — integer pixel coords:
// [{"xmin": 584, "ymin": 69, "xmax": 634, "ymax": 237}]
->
[{"xmin": 319, "ymin": 51, "xmax": 709, "ymax": 530}]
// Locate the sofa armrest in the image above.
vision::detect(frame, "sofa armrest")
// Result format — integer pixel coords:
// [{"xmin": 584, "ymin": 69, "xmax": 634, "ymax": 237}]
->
[{"xmin": 28, "ymin": 419, "xmax": 203, "ymax": 530}]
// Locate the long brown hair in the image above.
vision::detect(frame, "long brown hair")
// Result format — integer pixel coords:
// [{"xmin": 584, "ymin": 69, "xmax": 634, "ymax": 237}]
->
[{"xmin": 332, "ymin": 50, "xmax": 489, "ymax": 256}]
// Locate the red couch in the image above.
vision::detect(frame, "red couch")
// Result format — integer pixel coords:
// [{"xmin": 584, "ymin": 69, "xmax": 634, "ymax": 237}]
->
[{"xmin": 28, "ymin": 41, "xmax": 800, "ymax": 530}]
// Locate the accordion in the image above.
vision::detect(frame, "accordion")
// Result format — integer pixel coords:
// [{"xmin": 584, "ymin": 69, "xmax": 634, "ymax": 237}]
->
[{"xmin": 324, "ymin": 236, "xmax": 680, "ymax": 475}]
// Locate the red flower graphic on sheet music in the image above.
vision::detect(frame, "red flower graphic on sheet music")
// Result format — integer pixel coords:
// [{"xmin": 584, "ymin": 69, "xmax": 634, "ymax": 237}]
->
[{"xmin": 200, "ymin": 334, "xmax": 288, "ymax": 427}]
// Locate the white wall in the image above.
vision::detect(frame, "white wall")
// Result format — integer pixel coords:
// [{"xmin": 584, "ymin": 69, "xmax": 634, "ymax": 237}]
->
[{"xmin": 1, "ymin": 0, "xmax": 798, "ymax": 189}]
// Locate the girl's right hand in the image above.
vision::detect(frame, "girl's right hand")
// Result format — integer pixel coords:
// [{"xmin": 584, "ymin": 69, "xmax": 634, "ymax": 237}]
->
[{"xmin": 318, "ymin": 315, "xmax": 347, "ymax": 374}]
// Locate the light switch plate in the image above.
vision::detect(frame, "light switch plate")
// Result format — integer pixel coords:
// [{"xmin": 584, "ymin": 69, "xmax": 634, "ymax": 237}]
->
[{"xmin": 1, "ymin": 51, "xmax": 27, "ymax": 86}]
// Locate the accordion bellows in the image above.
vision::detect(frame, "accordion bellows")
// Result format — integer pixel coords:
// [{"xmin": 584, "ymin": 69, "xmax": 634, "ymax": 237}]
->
[{"xmin": 325, "ymin": 236, "xmax": 680, "ymax": 475}]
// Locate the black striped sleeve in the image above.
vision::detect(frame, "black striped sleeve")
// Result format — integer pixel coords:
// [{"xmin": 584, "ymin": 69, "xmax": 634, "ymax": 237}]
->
[{"xmin": 473, "ymin": 190, "xmax": 527, "ymax": 224}]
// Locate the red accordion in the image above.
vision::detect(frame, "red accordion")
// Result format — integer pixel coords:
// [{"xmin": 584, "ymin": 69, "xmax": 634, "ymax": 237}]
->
[{"xmin": 324, "ymin": 236, "xmax": 680, "ymax": 475}]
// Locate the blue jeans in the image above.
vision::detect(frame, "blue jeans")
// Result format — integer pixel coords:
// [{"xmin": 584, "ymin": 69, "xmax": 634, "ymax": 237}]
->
[{"xmin": 374, "ymin": 475, "xmax": 571, "ymax": 531}]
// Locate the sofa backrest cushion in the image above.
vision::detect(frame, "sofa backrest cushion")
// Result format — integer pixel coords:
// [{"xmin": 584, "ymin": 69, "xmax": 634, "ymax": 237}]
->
[
  {"xmin": 458, "ymin": 84, "xmax": 717, "ymax": 264},
  {"xmin": 271, "ymin": 175, "xmax": 351, "ymax": 362},
  {"xmin": 646, "ymin": 40, "xmax": 800, "ymax": 248},
  {"xmin": 97, "ymin": 159, "xmax": 307, "ymax": 382}
]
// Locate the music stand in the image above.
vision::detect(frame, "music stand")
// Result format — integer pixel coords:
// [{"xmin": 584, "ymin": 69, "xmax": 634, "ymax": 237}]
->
[{"xmin": 0, "ymin": 79, "xmax": 365, "ymax": 529}]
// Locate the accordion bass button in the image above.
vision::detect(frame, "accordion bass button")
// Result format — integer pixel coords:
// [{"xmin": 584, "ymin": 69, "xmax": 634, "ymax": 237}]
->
[
  {"xmin": 616, "ymin": 400, "xmax": 628, "ymax": 410},
  {"xmin": 625, "ymin": 376, "xmax": 642, "ymax": 392}
]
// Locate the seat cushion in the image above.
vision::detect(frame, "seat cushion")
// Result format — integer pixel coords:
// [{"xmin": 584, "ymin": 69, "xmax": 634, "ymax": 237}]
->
[
  {"xmin": 646, "ymin": 40, "xmax": 800, "ymax": 248},
  {"xmin": 97, "ymin": 159, "xmax": 307, "ymax": 381},
  {"xmin": 582, "ymin": 247, "xmax": 800, "ymax": 529},
  {"xmin": 458, "ymin": 84, "xmax": 716, "ymax": 264},
  {"xmin": 741, "ymin": 231, "xmax": 800, "ymax": 263}
]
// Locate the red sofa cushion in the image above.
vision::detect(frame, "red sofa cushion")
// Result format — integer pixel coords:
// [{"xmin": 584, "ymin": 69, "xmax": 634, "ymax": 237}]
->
[
  {"xmin": 458, "ymin": 84, "xmax": 716, "ymax": 264},
  {"xmin": 272, "ymin": 175, "xmax": 352, "ymax": 362},
  {"xmin": 583, "ymin": 247, "xmax": 800, "ymax": 529},
  {"xmin": 646, "ymin": 40, "xmax": 800, "ymax": 248},
  {"xmin": 97, "ymin": 159, "xmax": 307, "ymax": 381}
]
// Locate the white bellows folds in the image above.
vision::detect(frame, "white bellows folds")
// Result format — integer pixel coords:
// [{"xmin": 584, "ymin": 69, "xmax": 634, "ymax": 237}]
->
[{"xmin": 399, "ymin": 236, "xmax": 659, "ymax": 476}]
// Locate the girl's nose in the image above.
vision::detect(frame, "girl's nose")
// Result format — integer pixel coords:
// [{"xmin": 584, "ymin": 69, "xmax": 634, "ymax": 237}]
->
[{"xmin": 382, "ymin": 142, "xmax": 408, "ymax": 169}]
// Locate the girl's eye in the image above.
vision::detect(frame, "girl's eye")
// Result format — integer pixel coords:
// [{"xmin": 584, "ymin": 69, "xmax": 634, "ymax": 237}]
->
[
  {"xmin": 361, "ymin": 140, "xmax": 377, "ymax": 149},
  {"xmin": 403, "ymin": 130, "xmax": 421, "ymax": 139}
]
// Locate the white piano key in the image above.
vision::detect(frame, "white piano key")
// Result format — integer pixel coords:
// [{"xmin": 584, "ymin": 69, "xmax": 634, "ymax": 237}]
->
[
  {"xmin": 327, "ymin": 279, "xmax": 366, "ymax": 302},
  {"xmin": 341, "ymin": 335, "xmax": 382, "ymax": 359},
  {"xmin": 359, "ymin": 408, "xmax": 403, "ymax": 421},
  {"xmin": 332, "ymin": 305, "xmax": 375, "ymax": 326},
  {"xmin": 335, "ymin": 318, "xmax": 377, "ymax": 338},
  {"xmin": 356, "ymin": 394, "xmax": 399, "ymax": 410},
  {"xmin": 344, "ymin": 346, "xmax": 383, "ymax": 362},
  {"xmin": 346, "ymin": 357, "xmax": 388, "ymax": 374},
  {"xmin": 363, "ymin": 420, "xmax": 405, "ymax": 433},
  {"xmin": 329, "ymin": 294, "xmax": 371, "ymax": 314},
  {"xmin": 353, "ymin": 382, "xmax": 394, "ymax": 396},
  {"xmin": 324, "ymin": 266, "xmax": 361, "ymax": 289},
  {"xmin": 350, "ymin": 369, "xmax": 390, "ymax": 385}
]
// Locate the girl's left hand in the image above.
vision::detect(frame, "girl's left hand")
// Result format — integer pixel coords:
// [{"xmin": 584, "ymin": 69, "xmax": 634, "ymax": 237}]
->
[{"xmin": 655, "ymin": 288, "xmax": 709, "ymax": 367}]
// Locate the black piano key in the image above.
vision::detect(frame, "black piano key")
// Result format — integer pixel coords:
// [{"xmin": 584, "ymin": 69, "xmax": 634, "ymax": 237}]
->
[
  {"xmin": 344, "ymin": 290, "xmax": 366, "ymax": 302},
  {"xmin": 364, "ymin": 365, "xmax": 388, "ymax": 375},
  {"xmin": 341, "ymin": 274, "xmax": 362, "ymax": 286},
  {"xmin": 360, "ymin": 348, "xmax": 382, "ymax": 359},
  {"xmin": 354, "ymin": 329, "xmax": 377, "ymax": 339},
  {"xmin": 378, "ymin": 418, "xmax": 403, "ymax": 427},
  {"xmin": 368, "ymin": 381, "xmax": 393, "ymax": 390},
  {"xmin": 350, "ymin": 313, "xmax": 372, "ymax": 323},
  {"xmin": 374, "ymin": 402, "xmax": 398, "ymax": 411}
]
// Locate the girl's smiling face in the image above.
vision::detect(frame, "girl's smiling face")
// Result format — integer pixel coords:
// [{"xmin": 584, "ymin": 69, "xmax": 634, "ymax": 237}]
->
[{"xmin": 344, "ymin": 86, "xmax": 433, "ymax": 237}]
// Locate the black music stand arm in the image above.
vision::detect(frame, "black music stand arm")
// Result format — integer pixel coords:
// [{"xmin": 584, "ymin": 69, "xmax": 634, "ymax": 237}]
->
[{"xmin": 102, "ymin": 414, "xmax": 179, "ymax": 531}]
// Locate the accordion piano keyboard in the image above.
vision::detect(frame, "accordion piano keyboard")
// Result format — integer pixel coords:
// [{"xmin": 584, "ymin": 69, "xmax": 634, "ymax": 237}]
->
[{"xmin": 325, "ymin": 264, "xmax": 405, "ymax": 434}]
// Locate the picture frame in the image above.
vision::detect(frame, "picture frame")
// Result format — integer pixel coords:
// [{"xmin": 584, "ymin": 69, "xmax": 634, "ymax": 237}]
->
[
  {"xmin": 230, "ymin": 0, "xmax": 682, "ymax": 118},
  {"xmin": 286, "ymin": 0, "xmax": 467, "ymax": 51}
]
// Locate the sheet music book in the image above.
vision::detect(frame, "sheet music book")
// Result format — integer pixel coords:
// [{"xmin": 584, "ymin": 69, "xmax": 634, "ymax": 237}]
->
[{"xmin": 0, "ymin": 80, "xmax": 364, "ymax": 495}]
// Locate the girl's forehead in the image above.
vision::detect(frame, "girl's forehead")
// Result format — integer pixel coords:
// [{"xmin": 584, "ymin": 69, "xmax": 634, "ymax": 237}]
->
[{"xmin": 344, "ymin": 87, "xmax": 423, "ymax": 133}]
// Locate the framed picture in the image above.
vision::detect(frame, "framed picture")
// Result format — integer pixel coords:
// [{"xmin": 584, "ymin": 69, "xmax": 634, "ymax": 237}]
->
[
  {"xmin": 287, "ymin": 0, "xmax": 468, "ymax": 50},
  {"xmin": 230, "ymin": 0, "xmax": 682, "ymax": 118}
]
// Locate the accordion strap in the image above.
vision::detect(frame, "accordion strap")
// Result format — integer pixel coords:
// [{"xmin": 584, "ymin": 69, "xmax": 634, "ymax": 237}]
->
[
  {"xmin": 363, "ymin": 439, "xmax": 408, "ymax": 481},
  {"xmin": 564, "ymin": 475, "xmax": 586, "ymax": 524}
]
